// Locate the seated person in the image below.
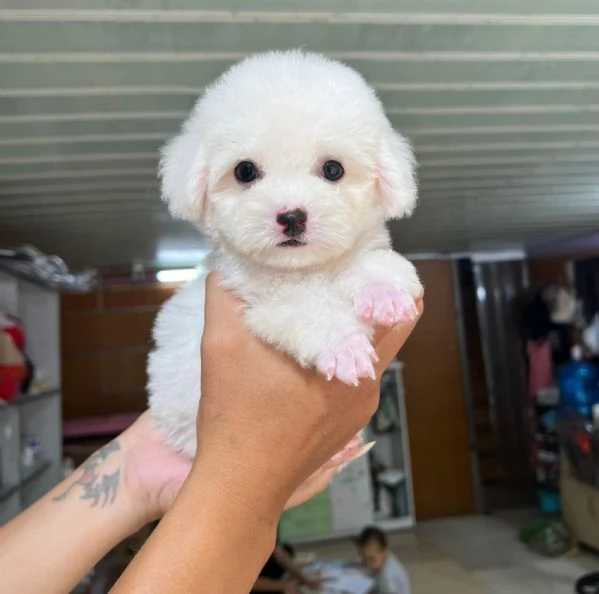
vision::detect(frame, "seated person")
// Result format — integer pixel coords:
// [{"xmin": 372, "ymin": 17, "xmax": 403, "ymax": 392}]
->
[
  {"xmin": 356, "ymin": 526, "xmax": 411, "ymax": 594},
  {"xmin": 252, "ymin": 542, "xmax": 321, "ymax": 593}
]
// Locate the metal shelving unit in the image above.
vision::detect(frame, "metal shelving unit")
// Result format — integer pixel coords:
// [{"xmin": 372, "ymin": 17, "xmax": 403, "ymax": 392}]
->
[
  {"xmin": 0, "ymin": 273, "xmax": 62, "ymax": 525},
  {"xmin": 279, "ymin": 361, "xmax": 415, "ymax": 543}
]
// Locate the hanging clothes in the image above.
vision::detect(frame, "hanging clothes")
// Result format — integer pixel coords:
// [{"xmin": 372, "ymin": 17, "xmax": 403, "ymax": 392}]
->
[
  {"xmin": 524, "ymin": 289, "xmax": 571, "ymax": 366},
  {"xmin": 575, "ymin": 257, "xmax": 599, "ymax": 324},
  {"xmin": 528, "ymin": 340, "xmax": 554, "ymax": 400},
  {"xmin": 551, "ymin": 287, "xmax": 577, "ymax": 325},
  {"xmin": 524, "ymin": 291, "xmax": 554, "ymax": 341},
  {"xmin": 583, "ymin": 314, "xmax": 599, "ymax": 356}
]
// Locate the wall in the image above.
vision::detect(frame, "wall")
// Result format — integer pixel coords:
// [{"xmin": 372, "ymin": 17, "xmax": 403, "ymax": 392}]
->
[
  {"xmin": 61, "ymin": 260, "xmax": 476, "ymax": 520},
  {"xmin": 528, "ymin": 231, "xmax": 599, "ymax": 287},
  {"xmin": 528, "ymin": 257, "xmax": 572, "ymax": 287},
  {"xmin": 61, "ymin": 281, "xmax": 176, "ymax": 418}
]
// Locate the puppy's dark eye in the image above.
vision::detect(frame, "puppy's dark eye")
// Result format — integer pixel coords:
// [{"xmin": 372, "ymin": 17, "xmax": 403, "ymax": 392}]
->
[
  {"xmin": 234, "ymin": 160, "xmax": 259, "ymax": 183},
  {"xmin": 322, "ymin": 160, "xmax": 344, "ymax": 182}
]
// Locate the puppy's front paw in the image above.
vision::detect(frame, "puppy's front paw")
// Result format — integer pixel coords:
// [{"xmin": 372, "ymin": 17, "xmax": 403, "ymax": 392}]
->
[
  {"xmin": 316, "ymin": 333, "xmax": 378, "ymax": 386},
  {"xmin": 354, "ymin": 282, "xmax": 419, "ymax": 327}
]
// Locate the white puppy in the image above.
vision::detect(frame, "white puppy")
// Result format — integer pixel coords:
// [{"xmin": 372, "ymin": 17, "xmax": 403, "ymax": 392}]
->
[{"xmin": 148, "ymin": 50, "xmax": 422, "ymax": 458}]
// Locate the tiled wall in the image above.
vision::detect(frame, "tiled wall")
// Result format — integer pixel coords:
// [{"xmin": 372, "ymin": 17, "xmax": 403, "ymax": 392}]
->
[{"xmin": 61, "ymin": 281, "xmax": 176, "ymax": 419}]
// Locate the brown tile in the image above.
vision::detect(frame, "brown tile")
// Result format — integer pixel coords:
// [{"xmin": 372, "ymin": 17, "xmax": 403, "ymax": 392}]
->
[
  {"xmin": 103, "ymin": 284, "xmax": 176, "ymax": 309},
  {"xmin": 103, "ymin": 350, "xmax": 149, "ymax": 393},
  {"xmin": 61, "ymin": 291, "xmax": 100, "ymax": 312},
  {"xmin": 101, "ymin": 311, "xmax": 156, "ymax": 349},
  {"xmin": 61, "ymin": 353, "xmax": 102, "ymax": 398},
  {"xmin": 61, "ymin": 312, "xmax": 105, "ymax": 352},
  {"xmin": 63, "ymin": 390, "xmax": 147, "ymax": 418}
]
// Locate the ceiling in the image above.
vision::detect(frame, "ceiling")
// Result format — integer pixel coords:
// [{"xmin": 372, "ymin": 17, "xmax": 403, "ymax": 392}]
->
[{"xmin": 2, "ymin": 0, "xmax": 599, "ymax": 270}]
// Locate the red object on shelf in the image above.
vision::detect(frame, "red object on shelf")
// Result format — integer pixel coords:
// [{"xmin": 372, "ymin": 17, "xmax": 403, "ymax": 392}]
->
[
  {"xmin": 575, "ymin": 433, "xmax": 592, "ymax": 456},
  {"xmin": 0, "ymin": 365, "xmax": 23, "ymax": 401},
  {"xmin": 0, "ymin": 314, "xmax": 25, "ymax": 351},
  {"xmin": 0, "ymin": 327, "xmax": 26, "ymax": 401}
]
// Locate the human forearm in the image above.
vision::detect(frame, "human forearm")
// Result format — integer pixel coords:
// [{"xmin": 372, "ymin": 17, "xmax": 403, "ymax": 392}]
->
[
  {"xmin": 0, "ymin": 439, "xmax": 145, "ymax": 594},
  {"xmin": 112, "ymin": 460, "xmax": 281, "ymax": 593}
]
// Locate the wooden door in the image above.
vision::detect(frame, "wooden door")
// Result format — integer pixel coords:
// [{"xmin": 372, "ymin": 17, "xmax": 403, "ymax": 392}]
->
[{"xmin": 401, "ymin": 260, "xmax": 477, "ymax": 520}]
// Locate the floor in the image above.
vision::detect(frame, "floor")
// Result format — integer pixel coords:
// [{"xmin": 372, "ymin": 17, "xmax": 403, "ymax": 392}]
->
[{"xmin": 299, "ymin": 513, "xmax": 599, "ymax": 593}]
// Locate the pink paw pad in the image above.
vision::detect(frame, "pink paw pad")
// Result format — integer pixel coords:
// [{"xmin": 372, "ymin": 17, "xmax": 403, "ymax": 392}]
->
[
  {"xmin": 355, "ymin": 283, "xmax": 418, "ymax": 327},
  {"xmin": 316, "ymin": 333, "xmax": 378, "ymax": 386}
]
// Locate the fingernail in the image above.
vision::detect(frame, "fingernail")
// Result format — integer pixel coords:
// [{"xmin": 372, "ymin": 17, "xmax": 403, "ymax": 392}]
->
[
  {"xmin": 343, "ymin": 441, "xmax": 376, "ymax": 464},
  {"xmin": 336, "ymin": 442, "xmax": 376, "ymax": 473},
  {"xmin": 331, "ymin": 448, "xmax": 357, "ymax": 464},
  {"xmin": 329, "ymin": 438, "xmax": 366, "ymax": 465},
  {"xmin": 353, "ymin": 441, "xmax": 376, "ymax": 459}
]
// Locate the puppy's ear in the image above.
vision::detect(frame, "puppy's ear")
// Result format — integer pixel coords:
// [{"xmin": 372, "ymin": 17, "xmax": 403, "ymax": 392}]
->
[
  {"xmin": 159, "ymin": 129, "xmax": 208, "ymax": 223},
  {"xmin": 376, "ymin": 129, "xmax": 418, "ymax": 220}
]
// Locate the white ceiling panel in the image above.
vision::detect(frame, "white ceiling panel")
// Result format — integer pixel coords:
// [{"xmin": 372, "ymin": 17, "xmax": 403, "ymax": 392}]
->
[{"xmin": 1, "ymin": 1, "xmax": 599, "ymax": 268}]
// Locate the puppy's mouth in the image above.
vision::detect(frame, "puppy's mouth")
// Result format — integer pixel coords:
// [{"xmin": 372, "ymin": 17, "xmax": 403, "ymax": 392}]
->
[{"xmin": 277, "ymin": 239, "xmax": 306, "ymax": 248}]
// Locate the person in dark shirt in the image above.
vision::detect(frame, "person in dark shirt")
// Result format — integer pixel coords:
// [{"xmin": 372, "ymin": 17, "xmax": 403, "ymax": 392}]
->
[{"xmin": 252, "ymin": 542, "xmax": 321, "ymax": 593}]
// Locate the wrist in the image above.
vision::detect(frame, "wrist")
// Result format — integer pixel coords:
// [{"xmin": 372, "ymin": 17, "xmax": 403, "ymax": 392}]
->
[
  {"xmin": 113, "ymin": 461, "xmax": 279, "ymax": 593},
  {"xmin": 58, "ymin": 437, "xmax": 149, "ymax": 535},
  {"xmin": 187, "ymin": 452, "xmax": 289, "ymax": 522}
]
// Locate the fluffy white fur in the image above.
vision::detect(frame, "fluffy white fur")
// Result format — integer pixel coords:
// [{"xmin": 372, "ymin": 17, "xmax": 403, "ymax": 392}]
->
[{"xmin": 148, "ymin": 50, "xmax": 423, "ymax": 457}]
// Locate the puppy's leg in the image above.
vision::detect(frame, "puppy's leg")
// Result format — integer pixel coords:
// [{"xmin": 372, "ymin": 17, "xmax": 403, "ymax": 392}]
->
[
  {"xmin": 341, "ymin": 250, "xmax": 422, "ymax": 328},
  {"xmin": 147, "ymin": 276, "xmax": 206, "ymax": 458},
  {"xmin": 244, "ymin": 287, "xmax": 376, "ymax": 385}
]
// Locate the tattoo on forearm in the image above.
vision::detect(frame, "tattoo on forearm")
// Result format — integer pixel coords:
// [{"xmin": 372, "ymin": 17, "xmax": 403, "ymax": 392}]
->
[{"xmin": 53, "ymin": 440, "xmax": 121, "ymax": 507}]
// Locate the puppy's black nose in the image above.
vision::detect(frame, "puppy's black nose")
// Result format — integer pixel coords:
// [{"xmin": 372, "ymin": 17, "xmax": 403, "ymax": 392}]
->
[{"xmin": 276, "ymin": 209, "xmax": 308, "ymax": 238}]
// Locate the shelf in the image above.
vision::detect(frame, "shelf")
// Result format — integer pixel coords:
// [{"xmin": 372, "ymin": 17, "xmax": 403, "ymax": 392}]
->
[
  {"xmin": 0, "ymin": 483, "xmax": 19, "ymax": 504},
  {"xmin": 20, "ymin": 459, "xmax": 51, "ymax": 489},
  {"xmin": 0, "ymin": 269, "xmax": 62, "ymax": 525},
  {"xmin": 1, "ymin": 390, "xmax": 59, "ymax": 408},
  {"xmin": 0, "ymin": 262, "xmax": 94, "ymax": 293}
]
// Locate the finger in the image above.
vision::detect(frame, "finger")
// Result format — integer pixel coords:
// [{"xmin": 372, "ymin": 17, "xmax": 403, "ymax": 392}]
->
[
  {"xmin": 373, "ymin": 299, "xmax": 423, "ymax": 372},
  {"xmin": 203, "ymin": 273, "xmax": 246, "ymax": 332},
  {"xmin": 284, "ymin": 466, "xmax": 338, "ymax": 510},
  {"xmin": 204, "ymin": 272, "xmax": 243, "ymax": 314}
]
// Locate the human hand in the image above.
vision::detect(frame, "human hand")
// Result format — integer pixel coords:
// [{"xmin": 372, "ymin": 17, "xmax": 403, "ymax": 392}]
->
[
  {"xmin": 192, "ymin": 273, "xmax": 422, "ymax": 516},
  {"xmin": 118, "ymin": 403, "xmax": 360, "ymax": 522},
  {"xmin": 282, "ymin": 583, "xmax": 302, "ymax": 594},
  {"xmin": 302, "ymin": 576, "xmax": 324, "ymax": 590},
  {"xmin": 285, "ymin": 434, "xmax": 367, "ymax": 509},
  {"xmin": 116, "ymin": 406, "xmax": 360, "ymax": 521},
  {"xmin": 120, "ymin": 411, "xmax": 192, "ymax": 523}
]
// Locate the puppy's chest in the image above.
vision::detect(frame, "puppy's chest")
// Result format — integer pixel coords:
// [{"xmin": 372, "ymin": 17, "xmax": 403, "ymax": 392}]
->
[
  {"xmin": 236, "ymin": 272, "xmax": 335, "ymax": 307},
  {"xmin": 213, "ymin": 250, "xmax": 352, "ymax": 307}
]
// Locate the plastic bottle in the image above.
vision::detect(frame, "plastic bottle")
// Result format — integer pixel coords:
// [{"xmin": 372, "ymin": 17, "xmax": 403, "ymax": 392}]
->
[{"xmin": 558, "ymin": 345, "xmax": 599, "ymax": 420}]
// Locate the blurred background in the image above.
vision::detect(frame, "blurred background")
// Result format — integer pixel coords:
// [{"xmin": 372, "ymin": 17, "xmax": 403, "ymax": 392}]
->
[{"xmin": 2, "ymin": 2, "xmax": 599, "ymax": 592}]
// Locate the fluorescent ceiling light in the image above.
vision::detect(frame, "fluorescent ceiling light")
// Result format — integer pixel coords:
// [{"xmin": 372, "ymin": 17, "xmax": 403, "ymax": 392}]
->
[
  {"xmin": 156, "ymin": 247, "xmax": 211, "ymax": 265},
  {"xmin": 156, "ymin": 268, "xmax": 199, "ymax": 283}
]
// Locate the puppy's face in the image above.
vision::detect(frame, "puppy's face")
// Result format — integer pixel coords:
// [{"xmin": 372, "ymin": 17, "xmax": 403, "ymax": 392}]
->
[
  {"xmin": 160, "ymin": 51, "xmax": 417, "ymax": 270},
  {"xmin": 203, "ymin": 125, "xmax": 380, "ymax": 269}
]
